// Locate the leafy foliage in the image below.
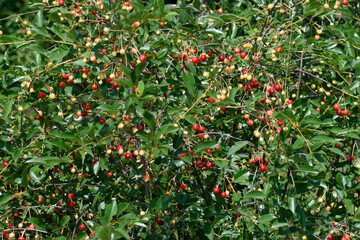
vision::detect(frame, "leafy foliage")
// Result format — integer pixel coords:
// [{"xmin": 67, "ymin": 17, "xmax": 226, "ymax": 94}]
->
[{"xmin": 1, "ymin": 0, "xmax": 360, "ymax": 239}]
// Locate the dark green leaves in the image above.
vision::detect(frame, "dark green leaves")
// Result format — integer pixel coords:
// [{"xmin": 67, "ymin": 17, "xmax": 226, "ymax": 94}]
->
[{"xmin": 183, "ymin": 71, "xmax": 195, "ymax": 96}]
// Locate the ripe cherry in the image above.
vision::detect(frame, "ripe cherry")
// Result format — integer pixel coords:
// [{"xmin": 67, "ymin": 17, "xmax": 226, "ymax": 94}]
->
[
  {"xmin": 189, "ymin": 150, "xmax": 194, "ymax": 155},
  {"xmin": 199, "ymin": 126, "xmax": 205, "ymax": 132},
  {"xmin": 180, "ymin": 183, "xmax": 186, "ymax": 190},
  {"xmin": 69, "ymin": 201, "xmax": 76, "ymax": 208},
  {"xmin": 342, "ymin": 0, "xmax": 348, "ymax": 5},
  {"xmin": 343, "ymin": 109, "xmax": 349, "ymax": 115},
  {"xmin": 259, "ymin": 165, "xmax": 266, "ymax": 172},
  {"xmin": 125, "ymin": 153, "xmax": 131, "ymax": 159},
  {"xmin": 269, "ymin": 88, "xmax": 275, "ymax": 94},
  {"xmin": 348, "ymin": 156, "xmax": 354, "ymax": 161},
  {"xmin": 37, "ymin": 92, "xmax": 45, "ymax": 99},
  {"xmin": 334, "ymin": 143, "xmax": 340, "ymax": 148},
  {"xmin": 326, "ymin": 235, "xmax": 334, "ymax": 240},
  {"xmin": 192, "ymin": 124, "xmax": 199, "ymax": 131},
  {"xmin": 213, "ymin": 187, "xmax": 220, "ymax": 194},
  {"xmin": 18, "ymin": 237, "xmax": 25, "ymax": 240},
  {"xmin": 78, "ymin": 223, "xmax": 86, "ymax": 231},
  {"xmin": 336, "ymin": 109, "xmax": 342, "ymax": 115},
  {"xmin": 112, "ymin": 82, "xmax": 119, "ymax": 88},
  {"xmin": 234, "ymin": 47, "xmax": 240, "ymax": 54},
  {"xmin": 235, "ymin": 212, "xmax": 241, "ymax": 218},
  {"xmin": 99, "ymin": 118, "xmax": 106, "ymax": 124},
  {"xmin": 218, "ymin": 55, "xmax": 225, "ymax": 62},
  {"xmin": 58, "ymin": 0, "xmax": 64, "ymax": 6},
  {"xmin": 180, "ymin": 153, "xmax": 186, "ymax": 157},
  {"xmin": 28, "ymin": 224, "xmax": 35, "ymax": 229},
  {"xmin": 220, "ymin": 192, "xmax": 227, "ymax": 198},
  {"xmin": 274, "ymin": 84, "xmax": 281, "ymax": 91},
  {"xmin": 247, "ymin": 120, "xmax": 254, "ymax": 126},
  {"xmin": 92, "ymin": 84, "xmax": 98, "ymax": 90},
  {"xmin": 240, "ymin": 52, "xmax": 246, "ymax": 58},
  {"xmin": 275, "ymin": 46, "xmax": 282, "ymax": 53},
  {"xmin": 156, "ymin": 218, "xmax": 164, "ymax": 226},
  {"xmin": 68, "ymin": 193, "xmax": 75, "ymax": 199},
  {"xmin": 3, "ymin": 161, "xmax": 9, "ymax": 167},
  {"xmin": 139, "ymin": 54, "xmax": 146, "ymax": 62},
  {"xmin": 107, "ymin": 172, "xmax": 113, "ymax": 177},
  {"xmin": 206, "ymin": 162, "xmax": 212, "ymax": 168},
  {"xmin": 333, "ymin": 104, "xmax": 339, "ymax": 110}
]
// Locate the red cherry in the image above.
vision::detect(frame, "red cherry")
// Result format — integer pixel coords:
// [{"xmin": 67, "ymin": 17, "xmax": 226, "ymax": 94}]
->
[
  {"xmin": 59, "ymin": 82, "xmax": 66, "ymax": 88},
  {"xmin": 198, "ymin": 134, "xmax": 204, "ymax": 139},
  {"xmin": 342, "ymin": 0, "xmax": 348, "ymax": 5},
  {"xmin": 269, "ymin": 88, "xmax": 275, "ymax": 94},
  {"xmin": 18, "ymin": 237, "xmax": 25, "ymax": 240},
  {"xmin": 78, "ymin": 223, "xmax": 86, "ymax": 231},
  {"xmin": 199, "ymin": 126, "xmax": 205, "ymax": 132},
  {"xmin": 220, "ymin": 192, "xmax": 227, "ymax": 198},
  {"xmin": 343, "ymin": 109, "xmax": 349, "ymax": 115},
  {"xmin": 206, "ymin": 149, "xmax": 211, "ymax": 154},
  {"xmin": 274, "ymin": 84, "xmax": 281, "ymax": 91},
  {"xmin": 288, "ymin": 100, "xmax": 293, "ymax": 104},
  {"xmin": 336, "ymin": 109, "xmax": 342, "ymax": 115},
  {"xmin": 156, "ymin": 218, "xmax": 165, "ymax": 226},
  {"xmin": 125, "ymin": 153, "xmax": 131, "ymax": 159},
  {"xmin": 112, "ymin": 82, "xmax": 119, "ymax": 88},
  {"xmin": 69, "ymin": 201, "xmax": 76, "ymax": 208},
  {"xmin": 99, "ymin": 118, "xmax": 106, "ymax": 124},
  {"xmin": 207, "ymin": 51, "xmax": 213, "ymax": 57},
  {"xmin": 275, "ymin": 46, "xmax": 282, "ymax": 53},
  {"xmin": 180, "ymin": 184, "xmax": 186, "ymax": 190},
  {"xmin": 180, "ymin": 153, "xmax": 186, "ymax": 157},
  {"xmin": 218, "ymin": 55, "xmax": 225, "ymax": 61},
  {"xmin": 235, "ymin": 212, "xmax": 241, "ymax": 218},
  {"xmin": 3, "ymin": 161, "xmax": 9, "ymax": 167},
  {"xmin": 200, "ymin": 55, "xmax": 207, "ymax": 61},
  {"xmin": 213, "ymin": 187, "xmax": 220, "ymax": 194},
  {"xmin": 234, "ymin": 47, "xmax": 240, "ymax": 54},
  {"xmin": 333, "ymin": 104, "xmax": 339, "ymax": 110},
  {"xmin": 259, "ymin": 165, "xmax": 266, "ymax": 172},
  {"xmin": 107, "ymin": 172, "xmax": 113, "ymax": 177},
  {"xmin": 247, "ymin": 120, "xmax": 254, "ymax": 126},
  {"xmin": 90, "ymin": 231, "xmax": 95, "ymax": 237},
  {"xmin": 139, "ymin": 54, "xmax": 146, "ymax": 62},
  {"xmin": 348, "ymin": 156, "xmax": 354, "ymax": 161},
  {"xmin": 55, "ymin": 208, "xmax": 62, "ymax": 214},
  {"xmin": 68, "ymin": 193, "xmax": 75, "ymax": 199},
  {"xmin": 205, "ymin": 162, "xmax": 212, "ymax": 168},
  {"xmin": 28, "ymin": 224, "xmax": 35, "ymax": 229},
  {"xmin": 92, "ymin": 84, "xmax": 98, "ymax": 90},
  {"xmin": 84, "ymin": 104, "xmax": 91, "ymax": 110},
  {"xmin": 334, "ymin": 143, "xmax": 340, "ymax": 148},
  {"xmin": 191, "ymin": 57, "xmax": 198, "ymax": 64},
  {"xmin": 37, "ymin": 92, "xmax": 45, "ymax": 99},
  {"xmin": 192, "ymin": 124, "xmax": 199, "ymax": 131},
  {"xmin": 240, "ymin": 52, "xmax": 246, "ymax": 58},
  {"xmin": 58, "ymin": 0, "xmax": 64, "ymax": 6}
]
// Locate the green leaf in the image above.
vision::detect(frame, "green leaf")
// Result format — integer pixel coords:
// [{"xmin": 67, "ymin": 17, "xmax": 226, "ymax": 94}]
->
[
  {"xmin": 0, "ymin": 194, "xmax": 13, "ymax": 207},
  {"xmin": 59, "ymin": 215, "xmax": 70, "ymax": 227},
  {"xmin": 328, "ymin": 147, "xmax": 345, "ymax": 157},
  {"xmin": 183, "ymin": 71, "xmax": 195, "ymax": 96},
  {"xmin": 3, "ymin": 100, "xmax": 13, "ymax": 121},
  {"xmin": 196, "ymin": 141, "xmax": 218, "ymax": 153},
  {"xmin": 344, "ymin": 199, "xmax": 354, "ymax": 215},
  {"xmin": 297, "ymin": 165, "xmax": 319, "ymax": 174},
  {"xmin": 114, "ymin": 228, "xmax": 130, "ymax": 240},
  {"xmin": 288, "ymin": 196, "xmax": 296, "ymax": 214},
  {"xmin": 227, "ymin": 141, "xmax": 248, "ymax": 156},
  {"xmin": 242, "ymin": 191, "xmax": 265, "ymax": 200},
  {"xmin": 144, "ymin": 111, "xmax": 156, "ymax": 131},
  {"xmin": 138, "ymin": 81, "xmax": 145, "ymax": 96},
  {"xmin": 105, "ymin": 200, "xmax": 117, "ymax": 223}
]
